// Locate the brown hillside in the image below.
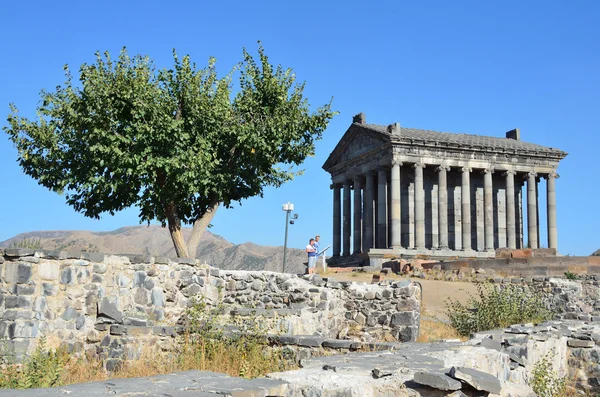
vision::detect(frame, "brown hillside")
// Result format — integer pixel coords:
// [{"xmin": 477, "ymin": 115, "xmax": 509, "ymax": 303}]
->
[{"xmin": 0, "ymin": 226, "xmax": 306, "ymax": 273}]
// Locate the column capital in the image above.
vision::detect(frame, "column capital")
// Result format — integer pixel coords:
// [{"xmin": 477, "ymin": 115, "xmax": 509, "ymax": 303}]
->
[
  {"xmin": 343, "ymin": 180, "xmax": 352, "ymax": 187},
  {"xmin": 330, "ymin": 183, "xmax": 342, "ymax": 189},
  {"xmin": 526, "ymin": 171, "xmax": 538, "ymax": 179},
  {"xmin": 502, "ymin": 169, "xmax": 517, "ymax": 177},
  {"xmin": 391, "ymin": 160, "xmax": 403, "ymax": 167},
  {"xmin": 413, "ymin": 161, "xmax": 426, "ymax": 169},
  {"xmin": 545, "ymin": 172, "xmax": 559, "ymax": 180},
  {"xmin": 436, "ymin": 164, "xmax": 450, "ymax": 172},
  {"xmin": 482, "ymin": 167, "xmax": 495, "ymax": 175},
  {"xmin": 461, "ymin": 166, "xmax": 472, "ymax": 173}
]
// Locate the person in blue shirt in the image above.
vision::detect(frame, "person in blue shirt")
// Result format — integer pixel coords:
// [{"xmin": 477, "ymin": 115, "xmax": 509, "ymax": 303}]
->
[
  {"xmin": 306, "ymin": 238, "xmax": 317, "ymax": 274},
  {"xmin": 314, "ymin": 235, "xmax": 321, "ymax": 257}
]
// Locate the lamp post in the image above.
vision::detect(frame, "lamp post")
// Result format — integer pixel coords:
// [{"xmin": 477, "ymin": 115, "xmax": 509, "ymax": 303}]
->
[{"xmin": 282, "ymin": 202, "xmax": 298, "ymax": 273}]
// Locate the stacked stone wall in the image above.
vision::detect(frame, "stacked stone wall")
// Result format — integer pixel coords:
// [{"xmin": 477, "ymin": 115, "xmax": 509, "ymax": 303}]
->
[{"xmin": 0, "ymin": 248, "xmax": 421, "ymax": 368}]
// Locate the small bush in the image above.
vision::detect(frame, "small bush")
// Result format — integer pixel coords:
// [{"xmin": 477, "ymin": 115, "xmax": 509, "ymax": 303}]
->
[
  {"xmin": 0, "ymin": 337, "xmax": 69, "ymax": 389},
  {"xmin": 445, "ymin": 283, "xmax": 553, "ymax": 337},
  {"xmin": 9, "ymin": 238, "xmax": 42, "ymax": 249},
  {"xmin": 564, "ymin": 271, "xmax": 578, "ymax": 280},
  {"xmin": 180, "ymin": 298, "xmax": 295, "ymax": 378},
  {"xmin": 528, "ymin": 351, "xmax": 566, "ymax": 397}
]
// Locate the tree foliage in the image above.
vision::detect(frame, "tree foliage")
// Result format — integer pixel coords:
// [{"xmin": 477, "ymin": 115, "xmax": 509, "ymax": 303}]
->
[{"xmin": 5, "ymin": 45, "xmax": 335, "ymax": 257}]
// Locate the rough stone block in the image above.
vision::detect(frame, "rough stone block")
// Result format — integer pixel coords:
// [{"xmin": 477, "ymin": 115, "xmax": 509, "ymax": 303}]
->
[
  {"xmin": 495, "ymin": 248, "xmax": 512, "ymax": 259},
  {"xmin": 449, "ymin": 366, "xmax": 501, "ymax": 394},
  {"xmin": 9, "ymin": 320, "xmax": 40, "ymax": 338},
  {"xmin": 532, "ymin": 248, "xmax": 557, "ymax": 257},
  {"xmin": 4, "ymin": 248, "xmax": 35, "ymax": 257},
  {"xmin": 93, "ymin": 263, "xmax": 108, "ymax": 274},
  {"xmin": 413, "ymin": 371, "xmax": 462, "ymax": 391},
  {"xmin": 398, "ymin": 326, "xmax": 419, "ymax": 342},
  {"xmin": 98, "ymin": 298, "xmax": 124, "ymax": 324},
  {"xmin": 105, "ymin": 358, "xmax": 123, "ymax": 372},
  {"xmin": 322, "ymin": 340, "xmax": 361, "ymax": 349},
  {"xmin": 43, "ymin": 250, "xmax": 68, "ymax": 260},
  {"xmin": 5, "ymin": 296, "xmax": 32, "ymax": 309},
  {"xmin": 13, "ymin": 284, "xmax": 35, "ymax": 295},
  {"xmin": 391, "ymin": 311, "xmax": 416, "ymax": 326},
  {"xmin": 3, "ymin": 262, "xmax": 32, "ymax": 284},
  {"xmin": 154, "ymin": 256, "xmax": 169, "ymax": 264},
  {"xmin": 568, "ymin": 339, "xmax": 595, "ymax": 348},
  {"xmin": 81, "ymin": 252, "xmax": 105, "ymax": 262},
  {"xmin": 110, "ymin": 324, "xmax": 127, "ymax": 335},
  {"xmin": 511, "ymin": 249, "xmax": 533, "ymax": 259},
  {"xmin": 39, "ymin": 262, "xmax": 60, "ymax": 280},
  {"xmin": 296, "ymin": 336, "xmax": 325, "ymax": 347},
  {"xmin": 60, "ymin": 267, "xmax": 76, "ymax": 284},
  {"xmin": 151, "ymin": 288, "xmax": 165, "ymax": 307}
]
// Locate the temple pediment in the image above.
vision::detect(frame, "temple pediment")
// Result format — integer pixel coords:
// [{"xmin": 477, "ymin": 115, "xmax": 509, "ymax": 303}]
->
[{"xmin": 322, "ymin": 124, "xmax": 390, "ymax": 171}]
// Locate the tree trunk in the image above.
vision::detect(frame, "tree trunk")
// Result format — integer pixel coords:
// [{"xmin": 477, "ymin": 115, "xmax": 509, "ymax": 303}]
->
[
  {"xmin": 165, "ymin": 201, "xmax": 190, "ymax": 258},
  {"xmin": 187, "ymin": 199, "xmax": 220, "ymax": 257}
]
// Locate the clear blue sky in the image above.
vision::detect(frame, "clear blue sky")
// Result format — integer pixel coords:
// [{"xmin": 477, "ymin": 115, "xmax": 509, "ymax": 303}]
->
[{"xmin": 1, "ymin": 1, "xmax": 598, "ymax": 255}]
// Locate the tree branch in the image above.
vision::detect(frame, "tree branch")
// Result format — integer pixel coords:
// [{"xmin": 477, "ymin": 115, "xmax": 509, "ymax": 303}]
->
[{"xmin": 186, "ymin": 197, "xmax": 220, "ymax": 258}]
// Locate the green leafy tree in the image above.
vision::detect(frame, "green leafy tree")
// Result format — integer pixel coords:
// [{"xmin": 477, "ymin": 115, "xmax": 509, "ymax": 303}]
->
[{"xmin": 4, "ymin": 45, "xmax": 335, "ymax": 257}]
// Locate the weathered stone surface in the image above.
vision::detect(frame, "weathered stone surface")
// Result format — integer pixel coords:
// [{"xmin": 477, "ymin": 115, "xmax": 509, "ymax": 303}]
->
[
  {"xmin": 3, "ymin": 262, "xmax": 32, "ymax": 284},
  {"xmin": 38, "ymin": 262, "xmax": 60, "ymax": 281},
  {"xmin": 97, "ymin": 298, "xmax": 123, "ymax": 324},
  {"xmin": 413, "ymin": 371, "xmax": 462, "ymax": 390},
  {"xmin": 449, "ymin": 366, "xmax": 502, "ymax": 394},
  {"xmin": 4, "ymin": 248, "xmax": 35, "ymax": 257},
  {"xmin": 568, "ymin": 339, "xmax": 595, "ymax": 348}
]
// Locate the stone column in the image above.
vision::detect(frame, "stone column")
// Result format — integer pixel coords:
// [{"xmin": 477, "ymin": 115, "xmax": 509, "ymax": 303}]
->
[
  {"xmin": 390, "ymin": 162, "xmax": 402, "ymax": 249},
  {"xmin": 437, "ymin": 165, "xmax": 449, "ymax": 249},
  {"xmin": 343, "ymin": 181, "xmax": 352, "ymax": 256},
  {"xmin": 504, "ymin": 170, "xmax": 517, "ymax": 249},
  {"xmin": 332, "ymin": 184, "xmax": 341, "ymax": 257},
  {"xmin": 483, "ymin": 168, "xmax": 494, "ymax": 251},
  {"xmin": 353, "ymin": 176, "xmax": 362, "ymax": 254},
  {"xmin": 526, "ymin": 172, "xmax": 538, "ymax": 249},
  {"xmin": 376, "ymin": 169, "xmax": 388, "ymax": 248},
  {"xmin": 546, "ymin": 172, "xmax": 559, "ymax": 250},
  {"xmin": 461, "ymin": 167, "xmax": 472, "ymax": 250},
  {"xmin": 364, "ymin": 172, "xmax": 375, "ymax": 252},
  {"xmin": 414, "ymin": 162, "xmax": 426, "ymax": 249}
]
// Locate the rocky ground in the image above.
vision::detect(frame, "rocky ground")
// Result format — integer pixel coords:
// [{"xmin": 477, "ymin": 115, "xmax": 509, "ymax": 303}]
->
[{"xmin": 7, "ymin": 319, "xmax": 600, "ymax": 396}]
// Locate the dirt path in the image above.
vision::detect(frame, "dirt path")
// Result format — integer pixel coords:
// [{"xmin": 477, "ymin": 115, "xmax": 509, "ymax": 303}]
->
[{"xmin": 327, "ymin": 272, "xmax": 479, "ymax": 320}]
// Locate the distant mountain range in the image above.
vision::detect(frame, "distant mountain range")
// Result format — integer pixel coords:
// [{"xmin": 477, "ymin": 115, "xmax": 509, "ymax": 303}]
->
[{"xmin": 0, "ymin": 226, "xmax": 307, "ymax": 273}]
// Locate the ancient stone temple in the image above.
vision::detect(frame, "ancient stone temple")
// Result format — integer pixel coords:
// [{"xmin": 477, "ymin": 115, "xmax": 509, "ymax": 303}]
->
[{"xmin": 323, "ymin": 113, "xmax": 567, "ymax": 264}]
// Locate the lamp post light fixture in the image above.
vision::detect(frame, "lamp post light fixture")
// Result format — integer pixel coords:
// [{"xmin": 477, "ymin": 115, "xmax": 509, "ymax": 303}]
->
[{"xmin": 282, "ymin": 202, "xmax": 298, "ymax": 273}]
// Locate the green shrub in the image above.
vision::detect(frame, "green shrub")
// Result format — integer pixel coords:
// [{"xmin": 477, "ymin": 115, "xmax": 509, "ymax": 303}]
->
[
  {"xmin": 528, "ymin": 351, "xmax": 566, "ymax": 397},
  {"xmin": 445, "ymin": 283, "xmax": 554, "ymax": 337},
  {"xmin": 0, "ymin": 337, "xmax": 69, "ymax": 389},
  {"xmin": 564, "ymin": 271, "xmax": 578, "ymax": 280}
]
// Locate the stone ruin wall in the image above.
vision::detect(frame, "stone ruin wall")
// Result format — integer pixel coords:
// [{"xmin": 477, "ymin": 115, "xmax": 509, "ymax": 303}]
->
[
  {"xmin": 415, "ymin": 261, "xmax": 600, "ymax": 320},
  {"xmin": 0, "ymin": 248, "xmax": 421, "ymax": 368}
]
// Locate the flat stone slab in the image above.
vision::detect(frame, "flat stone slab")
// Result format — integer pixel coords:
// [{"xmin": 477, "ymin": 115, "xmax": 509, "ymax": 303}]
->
[
  {"xmin": 449, "ymin": 366, "xmax": 502, "ymax": 394},
  {"xmin": 2, "ymin": 370, "xmax": 287, "ymax": 396},
  {"xmin": 322, "ymin": 339, "xmax": 361, "ymax": 349},
  {"xmin": 567, "ymin": 339, "xmax": 595, "ymax": 348},
  {"xmin": 413, "ymin": 371, "xmax": 462, "ymax": 391}
]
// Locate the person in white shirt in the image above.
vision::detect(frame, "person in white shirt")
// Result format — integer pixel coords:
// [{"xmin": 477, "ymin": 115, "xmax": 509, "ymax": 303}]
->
[{"xmin": 306, "ymin": 238, "xmax": 317, "ymax": 274}]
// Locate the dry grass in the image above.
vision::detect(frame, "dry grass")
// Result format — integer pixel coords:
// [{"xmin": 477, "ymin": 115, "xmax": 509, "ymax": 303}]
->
[
  {"xmin": 417, "ymin": 318, "xmax": 466, "ymax": 342},
  {"xmin": 416, "ymin": 303, "xmax": 466, "ymax": 343},
  {"xmin": 2, "ymin": 334, "xmax": 297, "ymax": 390}
]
